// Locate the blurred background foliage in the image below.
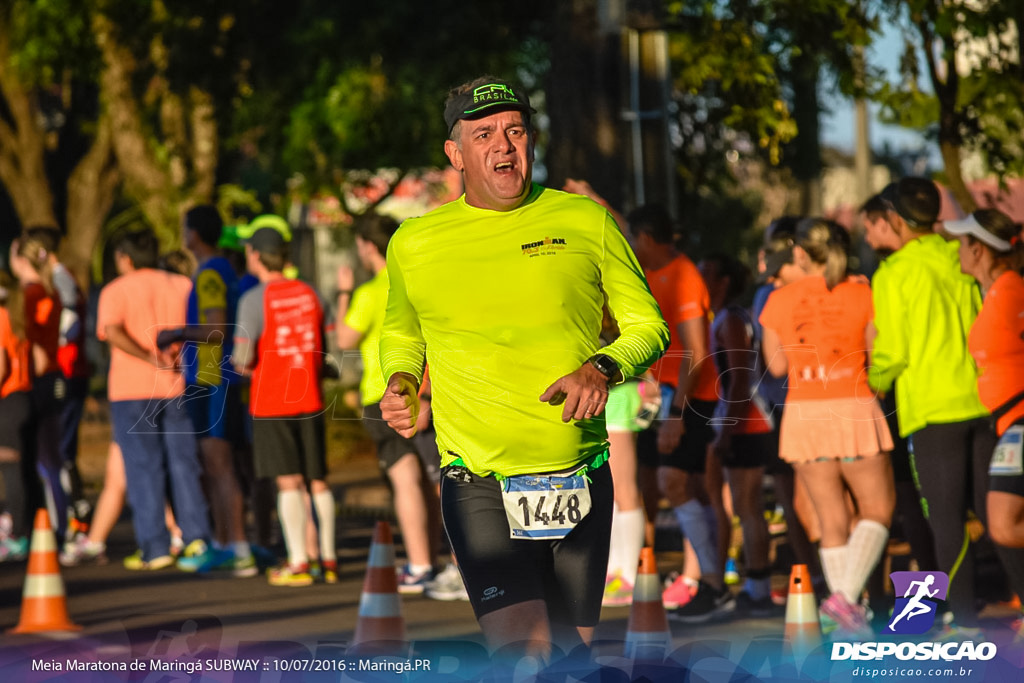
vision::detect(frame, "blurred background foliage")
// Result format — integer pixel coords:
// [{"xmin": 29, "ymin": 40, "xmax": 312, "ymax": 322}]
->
[{"xmin": 0, "ymin": 0, "xmax": 1021, "ymax": 286}]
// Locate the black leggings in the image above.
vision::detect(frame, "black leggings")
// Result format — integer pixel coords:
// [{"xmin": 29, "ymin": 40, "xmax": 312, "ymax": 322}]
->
[{"xmin": 911, "ymin": 419, "xmax": 994, "ymax": 626}]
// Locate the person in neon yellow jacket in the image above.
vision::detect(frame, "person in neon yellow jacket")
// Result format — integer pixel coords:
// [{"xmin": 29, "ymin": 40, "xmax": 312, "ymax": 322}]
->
[{"xmin": 868, "ymin": 177, "xmax": 994, "ymax": 637}]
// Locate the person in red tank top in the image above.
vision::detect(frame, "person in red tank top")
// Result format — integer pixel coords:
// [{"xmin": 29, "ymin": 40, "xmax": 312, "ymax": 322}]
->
[
  {"xmin": 9, "ymin": 235, "xmax": 68, "ymax": 543},
  {"xmin": 234, "ymin": 227, "xmax": 334, "ymax": 587},
  {"xmin": 22, "ymin": 225, "xmax": 94, "ymax": 540}
]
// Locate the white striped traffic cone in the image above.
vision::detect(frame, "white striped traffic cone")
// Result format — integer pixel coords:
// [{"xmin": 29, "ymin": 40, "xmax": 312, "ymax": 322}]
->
[
  {"xmin": 9, "ymin": 508, "xmax": 81, "ymax": 633},
  {"xmin": 624, "ymin": 547, "xmax": 671, "ymax": 660},
  {"xmin": 350, "ymin": 521, "xmax": 405, "ymax": 654},
  {"xmin": 783, "ymin": 563, "xmax": 821, "ymax": 659}
]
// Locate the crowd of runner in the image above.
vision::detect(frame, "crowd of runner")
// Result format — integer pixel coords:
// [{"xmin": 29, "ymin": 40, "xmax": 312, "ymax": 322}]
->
[{"xmin": 0, "ymin": 76, "xmax": 1022, "ymax": 658}]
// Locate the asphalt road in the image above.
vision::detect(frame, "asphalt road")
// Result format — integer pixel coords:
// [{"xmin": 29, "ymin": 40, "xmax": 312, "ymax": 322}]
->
[{"xmin": 0, "ymin": 447, "xmax": 1022, "ymax": 681}]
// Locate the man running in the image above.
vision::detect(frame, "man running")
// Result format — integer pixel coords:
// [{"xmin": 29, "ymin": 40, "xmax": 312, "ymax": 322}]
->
[
  {"xmin": 379, "ymin": 76, "xmax": 668, "ymax": 662},
  {"xmin": 887, "ymin": 574, "xmax": 940, "ymax": 630}
]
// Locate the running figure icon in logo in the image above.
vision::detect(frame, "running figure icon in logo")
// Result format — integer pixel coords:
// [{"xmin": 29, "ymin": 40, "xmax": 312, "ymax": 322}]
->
[{"xmin": 884, "ymin": 571, "xmax": 949, "ymax": 635}]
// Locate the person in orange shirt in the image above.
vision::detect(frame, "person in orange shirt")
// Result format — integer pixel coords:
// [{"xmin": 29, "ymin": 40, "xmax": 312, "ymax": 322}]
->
[
  {"xmin": 97, "ymin": 230, "xmax": 219, "ymax": 571},
  {"xmin": 760, "ymin": 218, "xmax": 895, "ymax": 637},
  {"xmin": 9, "ymin": 236, "xmax": 68, "ymax": 542},
  {"xmin": 627, "ymin": 205, "xmax": 727, "ymax": 622},
  {"xmin": 946, "ymin": 210, "xmax": 1024, "ymax": 596},
  {"xmin": 0, "ymin": 273, "xmax": 36, "ymax": 561}
]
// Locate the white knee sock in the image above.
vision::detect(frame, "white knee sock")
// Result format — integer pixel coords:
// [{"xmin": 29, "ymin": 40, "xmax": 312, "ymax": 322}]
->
[
  {"xmin": 843, "ymin": 520, "xmax": 889, "ymax": 604},
  {"xmin": 312, "ymin": 489, "xmax": 337, "ymax": 563},
  {"xmin": 615, "ymin": 508, "xmax": 645, "ymax": 585},
  {"xmin": 819, "ymin": 545, "xmax": 848, "ymax": 599},
  {"xmin": 674, "ymin": 500, "xmax": 717, "ymax": 578},
  {"xmin": 277, "ymin": 489, "xmax": 308, "ymax": 567}
]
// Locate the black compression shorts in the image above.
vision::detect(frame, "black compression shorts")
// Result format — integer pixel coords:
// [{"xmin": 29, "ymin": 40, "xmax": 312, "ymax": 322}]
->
[
  {"xmin": 362, "ymin": 402, "xmax": 422, "ymax": 471},
  {"xmin": 720, "ymin": 432, "xmax": 776, "ymax": 469},
  {"xmin": 439, "ymin": 459, "xmax": 613, "ymax": 626},
  {"xmin": 252, "ymin": 412, "xmax": 326, "ymax": 480},
  {"xmin": 637, "ymin": 399, "xmax": 716, "ymax": 473}
]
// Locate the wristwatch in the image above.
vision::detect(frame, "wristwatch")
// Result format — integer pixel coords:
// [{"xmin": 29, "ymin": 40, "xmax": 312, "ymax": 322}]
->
[{"xmin": 588, "ymin": 353, "xmax": 621, "ymax": 383}]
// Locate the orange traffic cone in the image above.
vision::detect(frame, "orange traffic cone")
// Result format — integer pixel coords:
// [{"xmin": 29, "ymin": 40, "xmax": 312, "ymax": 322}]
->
[
  {"xmin": 783, "ymin": 564, "xmax": 820, "ymax": 658},
  {"xmin": 350, "ymin": 521, "xmax": 405, "ymax": 654},
  {"xmin": 624, "ymin": 547, "xmax": 671, "ymax": 661},
  {"xmin": 9, "ymin": 508, "xmax": 81, "ymax": 634}
]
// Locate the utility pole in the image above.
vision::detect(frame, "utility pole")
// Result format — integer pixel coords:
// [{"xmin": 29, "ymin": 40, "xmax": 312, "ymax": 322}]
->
[{"xmin": 621, "ymin": 26, "xmax": 675, "ymax": 218}]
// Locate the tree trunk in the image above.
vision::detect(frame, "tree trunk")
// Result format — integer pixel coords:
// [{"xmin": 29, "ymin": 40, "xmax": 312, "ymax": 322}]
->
[
  {"xmin": 188, "ymin": 86, "xmax": 217, "ymax": 204},
  {"xmin": 93, "ymin": 10, "xmax": 175, "ymax": 241},
  {"xmin": 0, "ymin": 25, "xmax": 58, "ymax": 228},
  {"xmin": 63, "ymin": 114, "xmax": 120, "ymax": 289},
  {"xmin": 939, "ymin": 139, "xmax": 976, "ymax": 213},
  {"xmin": 93, "ymin": 12, "xmax": 218, "ymax": 247}
]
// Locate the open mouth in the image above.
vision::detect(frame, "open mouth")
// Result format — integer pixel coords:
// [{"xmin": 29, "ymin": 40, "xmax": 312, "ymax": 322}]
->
[{"xmin": 494, "ymin": 161, "xmax": 514, "ymax": 172}]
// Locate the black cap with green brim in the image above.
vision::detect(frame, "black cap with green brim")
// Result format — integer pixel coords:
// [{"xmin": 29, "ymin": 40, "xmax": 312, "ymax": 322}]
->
[
  {"xmin": 246, "ymin": 227, "xmax": 287, "ymax": 253},
  {"xmin": 444, "ymin": 79, "xmax": 535, "ymax": 134}
]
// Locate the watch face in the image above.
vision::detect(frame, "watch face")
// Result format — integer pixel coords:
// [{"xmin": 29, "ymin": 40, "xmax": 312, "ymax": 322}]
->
[{"xmin": 591, "ymin": 354, "xmax": 618, "ymax": 378}]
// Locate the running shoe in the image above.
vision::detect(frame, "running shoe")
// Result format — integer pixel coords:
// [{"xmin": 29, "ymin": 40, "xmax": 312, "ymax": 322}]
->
[
  {"xmin": 176, "ymin": 544, "xmax": 256, "ymax": 576},
  {"xmin": 602, "ymin": 573, "xmax": 634, "ymax": 607},
  {"xmin": 0, "ymin": 511, "xmax": 12, "ymax": 541},
  {"xmin": 425, "ymin": 564, "xmax": 470, "ymax": 601},
  {"xmin": 268, "ymin": 563, "xmax": 314, "ymax": 587},
  {"xmin": 396, "ymin": 565, "xmax": 434, "ymax": 594},
  {"xmin": 229, "ymin": 552, "xmax": 259, "ymax": 578},
  {"xmin": 175, "ymin": 539, "xmax": 231, "ymax": 573},
  {"xmin": 59, "ymin": 537, "xmax": 107, "ymax": 567},
  {"xmin": 662, "ymin": 573, "xmax": 698, "ymax": 609},
  {"xmin": 321, "ymin": 559, "xmax": 339, "ymax": 584},
  {"xmin": 821, "ymin": 593, "xmax": 871, "ymax": 636},
  {"xmin": 766, "ymin": 507, "xmax": 787, "ymax": 536},
  {"xmin": 123, "ymin": 550, "xmax": 175, "ymax": 571},
  {"xmin": 735, "ymin": 590, "xmax": 781, "ymax": 618},
  {"xmin": 724, "ymin": 558, "xmax": 740, "ymax": 586},
  {"xmin": 0, "ymin": 536, "xmax": 28, "ymax": 562},
  {"xmin": 669, "ymin": 581, "xmax": 735, "ymax": 623}
]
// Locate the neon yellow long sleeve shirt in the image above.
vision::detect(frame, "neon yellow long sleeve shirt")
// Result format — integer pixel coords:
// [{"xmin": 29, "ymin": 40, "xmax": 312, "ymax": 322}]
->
[
  {"xmin": 869, "ymin": 234, "xmax": 988, "ymax": 436},
  {"xmin": 380, "ymin": 185, "xmax": 669, "ymax": 477}
]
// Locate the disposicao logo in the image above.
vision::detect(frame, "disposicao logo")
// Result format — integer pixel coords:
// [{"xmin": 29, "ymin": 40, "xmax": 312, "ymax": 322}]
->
[
  {"xmin": 831, "ymin": 569, "xmax": 999, "ymax": 664},
  {"xmin": 884, "ymin": 570, "xmax": 949, "ymax": 635}
]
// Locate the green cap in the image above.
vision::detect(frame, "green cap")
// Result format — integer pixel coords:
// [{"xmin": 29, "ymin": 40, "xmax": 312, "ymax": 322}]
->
[
  {"xmin": 236, "ymin": 214, "xmax": 292, "ymax": 243},
  {"xmin": 218, "ymin": 224, "xmax": 244, "ymax": 252}
]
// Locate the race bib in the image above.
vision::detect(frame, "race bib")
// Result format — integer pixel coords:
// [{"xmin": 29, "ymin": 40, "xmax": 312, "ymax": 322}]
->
[
  {"xmin": 501, "ymin": 472, "xmax": 592, "ymax": 540},
  {"xmin": 990, "ymin": 426, "xmax": 1024, "ymax": 477}
]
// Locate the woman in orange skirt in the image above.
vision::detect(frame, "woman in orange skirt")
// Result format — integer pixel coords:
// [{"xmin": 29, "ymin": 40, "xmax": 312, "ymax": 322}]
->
[{"xmin": 759, "ymin": 218, "xmax": 895, "ymax": 636}]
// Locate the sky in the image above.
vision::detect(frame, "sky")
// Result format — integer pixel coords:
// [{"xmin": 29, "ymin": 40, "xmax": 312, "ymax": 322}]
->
[{"xmin": 820, "ymin": 23, "xmax": 940, "ymax": 166}]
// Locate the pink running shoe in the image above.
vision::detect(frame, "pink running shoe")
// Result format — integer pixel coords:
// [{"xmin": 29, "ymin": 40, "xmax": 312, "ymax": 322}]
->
[
  {"xmin": 662, "ymin": 573, "xmax": 698, "ymax": 609},
  {"xmin": 821, "ymin": 593, "xmax": 870, "ymax": 635}
]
